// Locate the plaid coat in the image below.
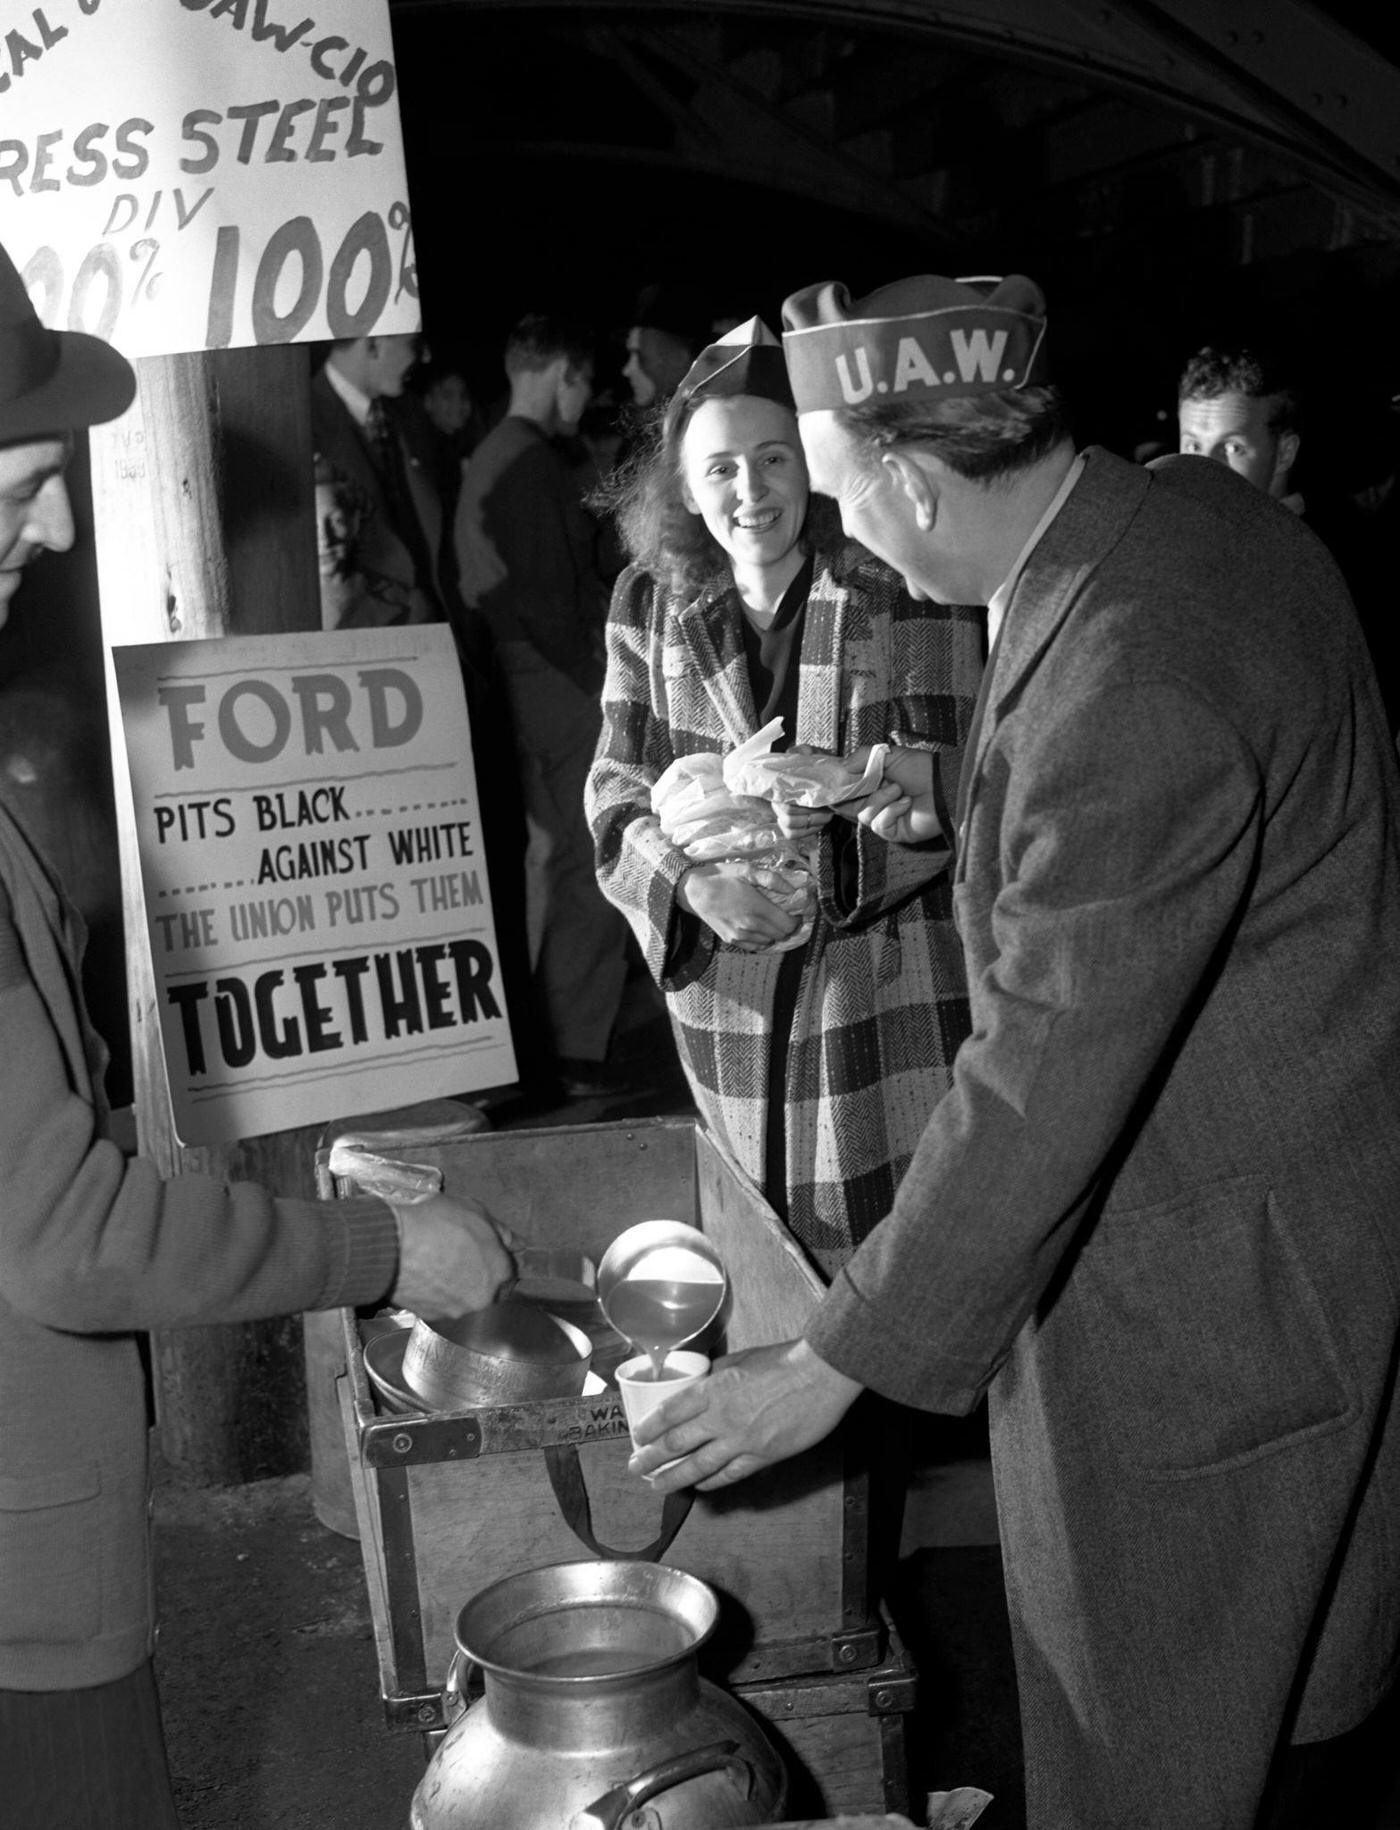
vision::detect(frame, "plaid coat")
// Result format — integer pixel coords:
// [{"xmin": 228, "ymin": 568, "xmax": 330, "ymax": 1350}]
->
[{"xmin": 587, "ymin": 539, "xmax": 982, "ymax": 1272}]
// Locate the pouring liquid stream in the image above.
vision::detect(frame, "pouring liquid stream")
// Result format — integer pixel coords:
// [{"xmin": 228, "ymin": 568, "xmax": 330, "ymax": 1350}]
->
[{"xmin": 604, "ymin": 1277, "xmax": 723, "ymax": 1380}]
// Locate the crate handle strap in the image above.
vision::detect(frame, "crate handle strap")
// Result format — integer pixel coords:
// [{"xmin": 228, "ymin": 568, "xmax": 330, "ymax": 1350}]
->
[{"xmin": 543, "ymin": 1443, "xmax": 693, "ymax": 1560}]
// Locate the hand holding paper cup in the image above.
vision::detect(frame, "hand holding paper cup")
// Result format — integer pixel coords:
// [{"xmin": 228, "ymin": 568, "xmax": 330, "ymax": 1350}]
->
[{"xmin": 616, "ymin": 1349, "xmax": 710, "ymax": 1480}]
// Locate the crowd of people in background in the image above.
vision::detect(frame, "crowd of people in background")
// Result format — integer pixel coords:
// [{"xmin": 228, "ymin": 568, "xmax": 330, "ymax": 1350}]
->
[
  {"xmin": 309, "ymin": 282, "xmax": 723, "ymax": 1102},
  {"xmin": 308, "ymin": 277, "xmax": 1400, "ymax": 1103},
  {"xmin": 4, "ymin": 231, "xmax": 1400, "ymax": 1828}
]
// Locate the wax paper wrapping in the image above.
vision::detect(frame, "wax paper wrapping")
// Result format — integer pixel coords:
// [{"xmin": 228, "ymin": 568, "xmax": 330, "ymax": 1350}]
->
[
  {"xmin": 651, "ymin": 748, "xmax": 815, "ymax": 950},
  {"xmin": 651, "ymin": 722, "xmax": 885, "ymax": 953},
  {"xmin": 722, "ymin": 717, "xmax": 889, "ymax": 806},
  {"xmin": 325, "ymin": 1143, "xmax": 443, "ymax": 1204}
]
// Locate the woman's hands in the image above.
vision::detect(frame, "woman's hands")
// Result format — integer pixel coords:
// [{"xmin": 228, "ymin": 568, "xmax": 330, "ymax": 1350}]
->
[
  {"xmin": 772, "ymin": 801, "xmax": 834, "ymax": 840},
  {"xmin": 677, "ymin": 860, "xmax": 802, "ymax": 951}
]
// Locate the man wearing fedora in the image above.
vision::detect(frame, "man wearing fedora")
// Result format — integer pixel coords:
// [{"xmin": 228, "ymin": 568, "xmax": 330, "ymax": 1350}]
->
[
  {"xmin": 0, "ymin": 238, "xmax": 516, "ymax": 1827},
  {"xmin": 631, "ymin": 272, "xmax": 1400, "ymax": 1827}
]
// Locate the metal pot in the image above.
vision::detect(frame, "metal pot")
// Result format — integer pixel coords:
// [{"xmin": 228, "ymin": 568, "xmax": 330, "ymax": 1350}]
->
[
  {"xmin": 597, "ymin": 1221, "xmax": 728, "ymax": 1371},
  {"xmin": 410, "ymin": 1562, "xmax": 787, "ymax": 1830},
  {"xmin": 401, "ymin": 1300, "xmax": 592, "ymax": 1409}
]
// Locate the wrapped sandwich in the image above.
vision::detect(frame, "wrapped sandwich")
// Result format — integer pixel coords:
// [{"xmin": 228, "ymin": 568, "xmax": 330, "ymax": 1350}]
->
[
  {"xmin": 651, "ymin": 749, "xmax": 816, "ymax": 950},
  {"xmin": 721, "ymin": 718, "xmax": 889, "ymax": 807},
  {"xmin": 650, "ymin": 754, "xmax": 777, "ymax": 859},
  {"xmin": 652, "ymin": 723, "xmax": 887, "ymax": 953}
]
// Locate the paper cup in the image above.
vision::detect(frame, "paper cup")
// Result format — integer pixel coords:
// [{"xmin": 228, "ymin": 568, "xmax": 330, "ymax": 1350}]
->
[{"xmin": 615, "ymin": 1351, "xmax": 710, "ymax": 1466}]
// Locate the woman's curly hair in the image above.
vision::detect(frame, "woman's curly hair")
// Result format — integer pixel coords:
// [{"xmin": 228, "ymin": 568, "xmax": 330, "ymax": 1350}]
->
[{"xmin": 592, "ymin": 394, "xmax": 840, "ymax": 600}]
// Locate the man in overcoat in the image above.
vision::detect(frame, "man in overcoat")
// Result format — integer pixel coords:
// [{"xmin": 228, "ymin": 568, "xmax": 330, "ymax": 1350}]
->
[
  {"xmin": 629, "ymin": 273, "xmax": 1400, "ymax": 1827},
  {"xmin": 0, "ymin": 239, "xmax": 515, "ymax": 1828}
]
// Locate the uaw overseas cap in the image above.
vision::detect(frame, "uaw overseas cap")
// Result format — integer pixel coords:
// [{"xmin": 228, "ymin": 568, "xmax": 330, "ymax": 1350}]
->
[
  {"xmin": 0, "ymin": 238, "xmax": 135, "ymax": 442},
  {"xmin": 781, "ymin": 273, "xmax": 1049, "ymax": 413},
  {"xmin": 663, "ymin": 315, "xmax": 794, "ymax": 443}
]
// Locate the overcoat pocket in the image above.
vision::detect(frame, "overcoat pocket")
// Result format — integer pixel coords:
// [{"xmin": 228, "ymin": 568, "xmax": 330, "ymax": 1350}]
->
[
  {"xmin": 1078, "ymin": 1176, "xmax": 1357, "ymax": 1480},
  {"xmin": 0, "ymin": 1463, "xmax": 102, "ymax": 1643}
]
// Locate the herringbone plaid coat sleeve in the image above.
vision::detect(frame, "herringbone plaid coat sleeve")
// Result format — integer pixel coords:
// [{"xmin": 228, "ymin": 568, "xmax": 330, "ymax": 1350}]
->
[{"xmin": 586, "ymin": 563, "xmax": 717, "ymax": 987}]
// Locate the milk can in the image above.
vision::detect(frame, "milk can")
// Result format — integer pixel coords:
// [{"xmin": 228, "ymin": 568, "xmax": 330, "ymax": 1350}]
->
[{"xmin": 409, "ymin": 1560, "xmax": 788, "ymax": 1830}]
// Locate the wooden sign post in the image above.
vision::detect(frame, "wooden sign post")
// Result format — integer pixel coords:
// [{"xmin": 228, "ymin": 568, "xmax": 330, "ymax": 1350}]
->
[{"xmin": 90, "ymin": 344, "xmax": 326, "ymax": 1483}]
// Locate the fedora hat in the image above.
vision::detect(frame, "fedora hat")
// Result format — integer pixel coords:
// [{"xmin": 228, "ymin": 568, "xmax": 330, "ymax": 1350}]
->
[{"xmin": 0, "ymin": 239, "xmax": 135, "ymax": 443}]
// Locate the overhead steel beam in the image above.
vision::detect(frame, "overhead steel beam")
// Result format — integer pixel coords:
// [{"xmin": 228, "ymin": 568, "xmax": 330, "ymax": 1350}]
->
[
  {"xmin": 393, "ymin": 0, "xmax": 1400, "ymax": 225},
  {"xmin": 1060, "ymin": 0, "xmax": 1400, "ymax": 207},
  {"xmin": 582, "ymin": 19, "xmax": 958, "ymax": 239}
]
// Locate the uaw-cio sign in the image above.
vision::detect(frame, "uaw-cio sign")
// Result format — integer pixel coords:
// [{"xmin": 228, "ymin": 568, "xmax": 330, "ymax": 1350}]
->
[
  {"xmin": 113, "ymin": 626, "xmax": 517, "ymax": 1145},
  {"xmin": 3, "ymin": 0, "xmax": 418, "ymax": 356}
]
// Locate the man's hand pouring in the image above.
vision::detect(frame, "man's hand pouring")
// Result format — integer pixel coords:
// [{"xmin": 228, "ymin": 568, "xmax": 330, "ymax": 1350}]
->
[{"xmin": 627, "ymin": 1338, "xmax": 864, "ymax": 1491}]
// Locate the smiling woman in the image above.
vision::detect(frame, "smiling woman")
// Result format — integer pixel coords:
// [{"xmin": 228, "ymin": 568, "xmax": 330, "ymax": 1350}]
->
[
  {"xmin": 587, "ymin": 316, "xmax": 982, "ymax": 1273},
  {"xmin": 677, "ymin": 395, "xmax": 809, "ymax": 620}
]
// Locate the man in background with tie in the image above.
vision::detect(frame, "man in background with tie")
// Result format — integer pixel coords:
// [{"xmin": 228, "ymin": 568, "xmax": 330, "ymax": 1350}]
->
[
  {"xmin": 311, "ymin": 332, "xmax": 536, "ymax": 1094},
  {"xmin": 310, "ymin": 332, "xmax": 445, "ymax": 631}
]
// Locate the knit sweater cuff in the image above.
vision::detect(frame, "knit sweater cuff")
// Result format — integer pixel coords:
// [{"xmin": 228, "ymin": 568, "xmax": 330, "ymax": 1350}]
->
[{"xmin": 310, "ymin": 1195, "xmax": 400, "ymax": 1311}]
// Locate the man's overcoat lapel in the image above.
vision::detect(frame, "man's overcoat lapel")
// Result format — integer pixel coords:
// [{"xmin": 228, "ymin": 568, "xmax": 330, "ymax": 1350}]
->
[{"xmin": 954, "ymin": 451, "xmax": 1153, "ymax": 865}]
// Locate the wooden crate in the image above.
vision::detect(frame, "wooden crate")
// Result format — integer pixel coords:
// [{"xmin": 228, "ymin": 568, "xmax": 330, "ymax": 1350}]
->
[
  {"xmin": 325, "ymin": 1116, "xmax": 890, "ymax": 1732},
  {"xmin": 737, "ymin": 1614, "xmax": 917, "ymax": 1822}
]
